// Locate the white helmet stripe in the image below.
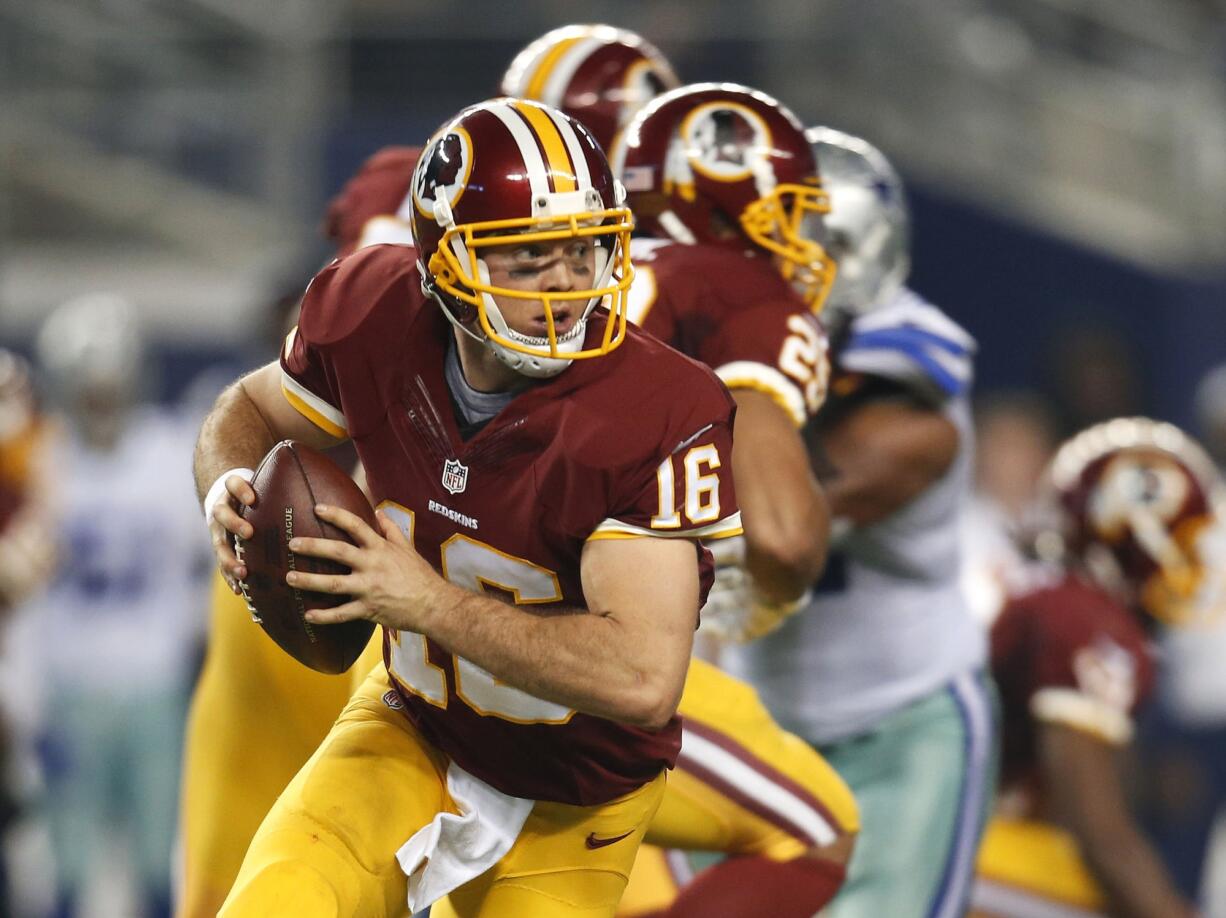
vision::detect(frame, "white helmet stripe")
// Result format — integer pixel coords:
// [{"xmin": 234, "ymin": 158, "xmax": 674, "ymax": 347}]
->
[
  {"xmin": 545, "ymin": 106, "xmax": 592, "ymax": 190},
  {"xmin": 541, "ymin": 37, "xmax": 603, "ymax": 109},
  {"xmin": 486, "ymin": 103, "xmax": 551, "ymax": 201}
]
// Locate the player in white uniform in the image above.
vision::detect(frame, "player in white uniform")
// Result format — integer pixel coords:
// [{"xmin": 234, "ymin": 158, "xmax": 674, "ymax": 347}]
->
[
  {"xmin": 724, "ymin": 128, "xmax": 999, "ymax": 918},
  {"xmin": 31, "ymin": 295, "xmax": 210, "ymax": 918}
]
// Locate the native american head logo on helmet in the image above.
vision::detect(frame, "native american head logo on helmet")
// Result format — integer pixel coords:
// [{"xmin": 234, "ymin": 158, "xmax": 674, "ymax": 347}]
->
[
  {"xmin": 612, "ymin": 83, "xmax": 837, "ymax": 312},
  {"xmin": 412, "ymin": 130, "xmax": 471, "ymax": 220}
]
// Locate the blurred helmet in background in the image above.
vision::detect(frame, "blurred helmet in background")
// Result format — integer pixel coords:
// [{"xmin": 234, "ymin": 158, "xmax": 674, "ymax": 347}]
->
[
  {"xmin": 409, "ymin": 98, "xmax": 635, "ymax": 379},
  {"xmin": 501, "ymin": 24, "xmax": 680, "ymax": 153},
  {"xmin": 1039, "ymin": 416, "xmax": 1226, "ymax": 626},
  {"xmin": 36, "ymin": 292, "xmax": 145, "ymax": 446},
  {"xmin": 613, "ymin": 82, "xmax": 836, "ymax": 311},
  {"xmin": 807, "ymin": 126, "xmax": 910, "ymax": 318}
]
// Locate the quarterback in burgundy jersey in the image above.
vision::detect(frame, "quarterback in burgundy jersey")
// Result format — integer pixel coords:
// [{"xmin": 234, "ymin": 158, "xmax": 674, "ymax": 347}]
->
[
  {"xmin": 280, "ymin": 242, "xmax": 738, "ymax": 804},
  {"xmin": 268, "ymin": 51, "xmax": 856, "ymax": 918},
  {"xmin": 971, "ymin": 418, "xmax": 1217, "ymax": 918},
  {"xmin": 196, "ymin": 98, "xmax": 741, "ymax": 918}
]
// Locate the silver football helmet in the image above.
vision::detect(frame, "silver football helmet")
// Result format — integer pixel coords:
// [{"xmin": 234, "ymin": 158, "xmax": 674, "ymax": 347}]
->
[
  {"xmin": 36, "ymin": 293, "xmax": 146, "ymax": 450},
  {"xmin": 806, "ymin": 126, "xmax": 910, "ymax": 317}
]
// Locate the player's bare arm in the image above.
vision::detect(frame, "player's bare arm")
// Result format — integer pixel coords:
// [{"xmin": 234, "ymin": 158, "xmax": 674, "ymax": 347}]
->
[
  {"xmin": 193, "ymin": 361, "xmax": 343, "ymax": 585},
  {"xmin": 290, "ymin": 506, "xmax": 697, "ymax": 729},
  {"xmin": 1038, "ymin": 722, "xmax": 1197, "ymax": 918},
  {"xmin": 731, "ymin": 388, "xmax": 830, "ymax": 602},
  {"xmin": 817, "ymin": 398, "xmax": 958, "ymax": 526}
]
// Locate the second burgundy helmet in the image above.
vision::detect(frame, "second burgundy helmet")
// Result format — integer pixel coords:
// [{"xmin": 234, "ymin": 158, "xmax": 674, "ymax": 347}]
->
[
  {"xmin": 501, "ymin": 24, "xmax": 681, "ymax": 154},
  {"xmin": 612, "ymin": 83, "xmax": 837, "ymax": 311}
]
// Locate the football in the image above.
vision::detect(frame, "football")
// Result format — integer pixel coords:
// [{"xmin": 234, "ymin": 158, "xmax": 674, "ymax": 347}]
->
[{"xmin": 235, "ymin": 441, "xmax": 376, "ymax": 674}]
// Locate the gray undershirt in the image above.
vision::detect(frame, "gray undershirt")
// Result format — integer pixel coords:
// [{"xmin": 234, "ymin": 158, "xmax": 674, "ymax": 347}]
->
[{"xmin": 444, "ymin": 337, "xmax": 513, "ymax": 428}]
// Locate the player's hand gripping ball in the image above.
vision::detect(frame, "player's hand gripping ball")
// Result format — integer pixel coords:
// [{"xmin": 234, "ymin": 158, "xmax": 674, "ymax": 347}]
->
[{"xmin": 235, "ymin": 441, "xmax": 375, "ymax": 673}]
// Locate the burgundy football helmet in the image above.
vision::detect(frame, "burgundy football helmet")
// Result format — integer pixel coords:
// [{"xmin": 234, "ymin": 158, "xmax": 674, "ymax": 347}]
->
[
  {"xmin": 501, "ymin": 24, "xmax": 680, "ymax": 154},
  {"xmin": 612, "ymin": 83, "xmax": 836, "ymax": 311},
  {"xmin": 1042, "ymin": 417, "xmax": 1226, "ymax": 625},
  {"xmin": 410, "ymin": 98, "xmax": 635, "ymax": 378}
]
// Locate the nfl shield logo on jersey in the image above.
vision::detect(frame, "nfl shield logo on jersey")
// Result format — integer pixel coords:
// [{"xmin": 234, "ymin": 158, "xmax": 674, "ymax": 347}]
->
[{"xmin": 442, "ymin": 458, "xmax": 469, "ymax": 495}]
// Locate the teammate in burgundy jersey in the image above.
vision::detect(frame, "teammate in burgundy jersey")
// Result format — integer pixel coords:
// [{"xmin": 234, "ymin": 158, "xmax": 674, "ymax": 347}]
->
[
  {"xmin": 322, "ymin": 145, "xmax": 421, "ymax": 256},
  {"xmin": 614, "ymin": 83, "xmax": 835, "ymax": 642},
  {"xmin": 991, "ymin": 572, "xmax": 1156, "ymax": 802},
  {"xmin": 628, "ymin": 237, "xmax": 827, "ymax": 427},
  {"xmin": 971, "ymin": 418, "xmax": 1218, "ymax": 918},
  {"xmin": 196, "ymin": 99, "xmax": 740, "ymax": 918}
]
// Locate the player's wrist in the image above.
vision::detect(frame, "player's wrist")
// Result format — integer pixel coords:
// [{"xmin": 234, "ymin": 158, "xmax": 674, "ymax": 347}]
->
[{"xmin": 203, "ymin": 467, "xmax": 255, "ymax": 522}]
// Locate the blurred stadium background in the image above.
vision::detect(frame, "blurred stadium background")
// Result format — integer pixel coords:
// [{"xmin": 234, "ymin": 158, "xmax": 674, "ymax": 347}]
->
[
  {"xmin": 4, "ymin": 0, "xmax": 1225, "ymax": 419},
  {"xmin": 1, "ymin": 1, "xmax": 1225, "ymax": 915}
]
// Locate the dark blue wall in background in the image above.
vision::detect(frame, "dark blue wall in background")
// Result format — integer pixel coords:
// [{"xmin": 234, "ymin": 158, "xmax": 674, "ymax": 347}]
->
[{"xmin": 906, "ymin": 182, "xmax": 1225, "ymax": 431}]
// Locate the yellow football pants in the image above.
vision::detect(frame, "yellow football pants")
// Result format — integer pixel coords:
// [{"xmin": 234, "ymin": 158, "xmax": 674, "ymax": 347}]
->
[
  {"xmin": 618, "ymin": 658, "xmax": 859, "ymax": 914},
  {"xmin": 436, "ymin": 659, "xmax": 858, "ymax": 918},
  {"xmin": 176, "ymin": 574, "xmax": 382, "ymax": 918},
  {"xmin": 220, "ymin": 666, "xmax": 666, "ymax": 918},
  {"xmin": 969, "ymin": 815, "xmax": 1108, "ymax": 917}
]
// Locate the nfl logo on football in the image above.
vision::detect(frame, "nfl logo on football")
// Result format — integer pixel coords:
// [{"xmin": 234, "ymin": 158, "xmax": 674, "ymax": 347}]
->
[{"xmin": 442, "ymin": 458, "xmax": 469, "ymax": 495}]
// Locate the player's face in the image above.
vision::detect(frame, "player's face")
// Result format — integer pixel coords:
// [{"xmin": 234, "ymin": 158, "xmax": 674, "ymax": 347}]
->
[{"xmin": 480, "ymin": 238, "xmax": 597, "ymax": 338}]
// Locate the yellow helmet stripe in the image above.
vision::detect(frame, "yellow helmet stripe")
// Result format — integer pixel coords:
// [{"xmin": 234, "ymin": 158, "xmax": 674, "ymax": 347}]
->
[
  {"xmin": 513, "ymin": 101, "xmax": 577, "ymax": 193},
  {"xmin": 525, "ymin": 36, "xmax": 584, "ymax": 101}
]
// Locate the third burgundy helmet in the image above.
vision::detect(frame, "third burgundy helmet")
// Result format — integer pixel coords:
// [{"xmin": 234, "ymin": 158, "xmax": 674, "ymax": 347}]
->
[{"xmin": 1042, "ymin": 417, "xmax": 1226, "ymax": 625}]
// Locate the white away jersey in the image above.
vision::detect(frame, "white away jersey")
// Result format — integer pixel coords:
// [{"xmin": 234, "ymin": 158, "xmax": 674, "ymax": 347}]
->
[
  {"xmin": 31, "ymin": 410, "xmax": 211, "ymax": 692},
  {"xmin": 724, "ymin": 289, "xmax": 987, "ymax": 743}
]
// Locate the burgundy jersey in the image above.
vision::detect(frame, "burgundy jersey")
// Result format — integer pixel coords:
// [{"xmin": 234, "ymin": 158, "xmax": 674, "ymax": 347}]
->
[
  {"xmin": 281, "ymin": 244, "xmax": 742, "ymax": 806},
  {"xmin": 628, "ymin": 237, "xmax": 829, "ymax": 426},
  {"xmin": 322, "ymin": 146, "xmax": 421, "ymax": 257},
  {"xmin": 991, "ymin": 568, "xmax": 1156, "ymax": 800}
]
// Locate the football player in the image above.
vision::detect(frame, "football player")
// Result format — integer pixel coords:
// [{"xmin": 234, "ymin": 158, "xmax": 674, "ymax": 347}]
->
[
  {"xmin": 198, "ymin": 98, "xmax": 741, "ymax": 917},
  {"xmin": 601, "ymin": 82, "xmax": 860, "ymax": 918},
  {"xmin": 176, "ymin": 26, "xmax": 668, "ymax": 916},
  {"xmin": 969, "ymin": 418, "xmax": 1211, "ymax": 918},
  {"xmin": 723, "ymin": 128, "xmax": 999, "ymax": 918},
  {"xmin": 32, "ymin": 294, "xmax": 210, "ymax": 918}
]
